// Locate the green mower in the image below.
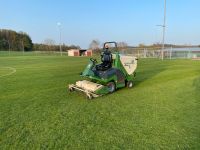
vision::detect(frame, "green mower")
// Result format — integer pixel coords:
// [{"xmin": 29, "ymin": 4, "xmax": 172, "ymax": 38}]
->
[{"xmin": 68, "ymin": 42, "xmax": 138, "ymax": 99}]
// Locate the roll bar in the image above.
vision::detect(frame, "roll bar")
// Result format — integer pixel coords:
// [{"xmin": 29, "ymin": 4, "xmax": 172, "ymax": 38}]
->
[{"xmin": 103, "ymin": 42, "xmax": 118, "ymax": 49}]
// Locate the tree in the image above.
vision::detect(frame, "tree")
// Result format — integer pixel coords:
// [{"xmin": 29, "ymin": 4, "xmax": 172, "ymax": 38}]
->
[
  {"xmin": 44, "ymin": 38, "xmax": 55, "ymax": 51},
  {"xmin": 19, "ymin": 32, "xmax": 33, "ymax": 51},
  {"xmin": 117, "ymin": 42, "xmax": 128, "ymax": 48},
  {"xmin": 89, "ymin": 40, "xmax": 100, "ymax": 50},
  {"xmin": 0, "ymin": 29, "xmax": 33, "ymax": 51},
  {"xmin": 32, "ymin": 43, "xmax": 80, "ymax": 52},
  {"xmin": 0, "ymin": 39, "xmax": 10, "ymax": 50},
  {"xmin": 138, "ymin": 43, "xmax": 146, "ymax": 48},
  {"xmin": 116, "ymin": 42, "xmax": 128, "ymax": 53}
]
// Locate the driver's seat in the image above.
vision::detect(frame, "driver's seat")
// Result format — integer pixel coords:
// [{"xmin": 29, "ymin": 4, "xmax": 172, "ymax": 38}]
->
[{"xmin": 96, "ymin": 50, "xmax": 112, "ymax": 71}]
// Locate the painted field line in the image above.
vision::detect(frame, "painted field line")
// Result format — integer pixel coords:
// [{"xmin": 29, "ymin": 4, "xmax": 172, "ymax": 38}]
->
[{"xmin": 0, "ymin": 67, "xmax": 16, "ymax": 78}]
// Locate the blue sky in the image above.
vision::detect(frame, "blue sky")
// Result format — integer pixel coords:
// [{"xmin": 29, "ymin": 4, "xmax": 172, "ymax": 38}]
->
[{"xmin": 0, "ymin": 0, "xmax": 200, "ymax": 48}]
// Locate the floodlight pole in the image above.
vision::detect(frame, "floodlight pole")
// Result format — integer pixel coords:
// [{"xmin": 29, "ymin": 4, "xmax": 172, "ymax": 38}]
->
[
  {"xmin": 5, "ymin": 30, "xmax": 11, "ymax": 55},
  {"xmin": 8, "ymin": 41, "xmax": 11, "ymax": 55},
  {"xmin": 57, "ymin": 22, "xmax": 62, "ymax": 56},
  {"xmin": 161, "ymin": 0, "xmax": 167, "ymax": 60},
  {"xmin": 22, "ymin": 40, "xmax": 24, "ymax": 55}
]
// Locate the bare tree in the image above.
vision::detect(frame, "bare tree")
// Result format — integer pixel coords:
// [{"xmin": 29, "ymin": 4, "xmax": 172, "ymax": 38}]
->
[
  {"xmin": 89, "ymin": 40, "xmax": 100, "ymax": 50},
  {"xmin": 138, "ymin": 43, "xmax": 146, "ymax": 48},
  {"xmin": 44, "ymin": 38, "xmax": 55, "ymax": 51},
  {"xmin": 118, "ymin": 42, "xmax": 128, "ymax": 48},
  {"xmin": 117, "ymin": 42, "xmax": 128, "ymax": 53}
]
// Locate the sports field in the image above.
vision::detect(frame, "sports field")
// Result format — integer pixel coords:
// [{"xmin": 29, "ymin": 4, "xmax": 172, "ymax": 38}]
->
[{"xmin": 0, "ymin": 55, "xmax": 200, "ymax": 149}]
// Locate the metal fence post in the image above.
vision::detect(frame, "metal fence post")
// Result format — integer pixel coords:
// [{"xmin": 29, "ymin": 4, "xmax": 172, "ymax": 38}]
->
[
  {"xmin": 188, "ymin": 48, "xmax": 191, "ymax": 59},
  {"xmin": 170, "ymin": 47, "xmax": 172, "ymax": 60}
]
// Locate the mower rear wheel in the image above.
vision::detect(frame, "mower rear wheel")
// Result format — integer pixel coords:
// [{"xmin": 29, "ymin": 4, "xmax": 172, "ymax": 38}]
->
[
  {"xmin": 127, "ymin": 81, "xmax": 133, "ymax": 88},
  {"xmin": 107, "ymin": 82, "xmax": 116, "ymax": 93}
]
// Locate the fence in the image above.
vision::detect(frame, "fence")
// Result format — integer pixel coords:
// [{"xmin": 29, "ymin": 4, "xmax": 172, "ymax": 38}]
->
[
  {"xmin": 0, "ymin": 51, "xmax": 68, "ymax": 57},
  {"xmin": 122, "ymin": 47, "xmax": 200, "ymax": 59},
  {"xmin": 1, "ymin": 47, "xmax": 200, "ymax": 59}
]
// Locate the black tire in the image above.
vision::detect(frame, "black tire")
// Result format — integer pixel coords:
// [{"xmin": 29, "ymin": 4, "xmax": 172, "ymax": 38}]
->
[
  {"xmin": 86, "ymin": 93, "xmax": 93, "ymax": 100},
  {"xmin": 69, "ymin": 87, "xmax": 74, "ymax": 92},
  {"xmin": 127, "ymin": 81, "xmax": 133, "ymax": 88},
  {"xmin": 107, "ymin": 82, "xmax": 116, "ymax": 93}
]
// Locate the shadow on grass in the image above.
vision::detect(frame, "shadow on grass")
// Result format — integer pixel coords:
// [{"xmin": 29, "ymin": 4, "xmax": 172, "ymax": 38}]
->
[{"xmin": 133, "ymin": 59, "xmax": 167, "ymax": 86}]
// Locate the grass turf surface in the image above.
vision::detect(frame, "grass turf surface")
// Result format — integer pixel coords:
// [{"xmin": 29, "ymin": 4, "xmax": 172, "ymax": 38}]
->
[{"xmin": 0, "ymin": 55, "xmax": 200, "ymax": 149}]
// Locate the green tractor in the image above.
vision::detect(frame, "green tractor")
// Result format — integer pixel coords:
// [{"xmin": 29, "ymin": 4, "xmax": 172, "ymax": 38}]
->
[{"xmin": 68, "ymin": 42, "xmax": 138, "ymax": 99}]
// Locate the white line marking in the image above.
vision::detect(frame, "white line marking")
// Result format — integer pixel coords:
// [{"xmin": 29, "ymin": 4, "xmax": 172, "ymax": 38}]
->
[{"xmin": 0, "ymin": 67, "xmax": 16, "ymax": 78}]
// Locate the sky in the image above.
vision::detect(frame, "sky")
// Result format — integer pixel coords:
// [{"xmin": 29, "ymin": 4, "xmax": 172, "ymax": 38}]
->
[{"xmin": 0, "ymin": 0, "xmax": 200, "ymax": 48}]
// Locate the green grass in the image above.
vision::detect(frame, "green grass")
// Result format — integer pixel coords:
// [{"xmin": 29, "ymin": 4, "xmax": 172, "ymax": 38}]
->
[{"xmin": 0, "ymin": 55, "xmax": 200, "ymax": 149}]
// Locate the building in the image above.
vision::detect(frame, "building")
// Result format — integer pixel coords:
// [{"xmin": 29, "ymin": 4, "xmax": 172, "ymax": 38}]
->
[
  {"xmin": 68, "ymin": 49, "xmax": 92, "ymax": 57},
  {"xmin": 81, "ymin": 49, "xmax": 92, "ymax": 56},
  {"xmin": 68, "ymin": 49, "xmax": 80, "ymax": 56}
]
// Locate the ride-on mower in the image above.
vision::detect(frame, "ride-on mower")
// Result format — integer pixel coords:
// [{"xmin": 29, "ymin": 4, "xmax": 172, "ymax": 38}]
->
[{"xmin": 68, "ymin": 42, "xmax": 138, "ymax": 99}]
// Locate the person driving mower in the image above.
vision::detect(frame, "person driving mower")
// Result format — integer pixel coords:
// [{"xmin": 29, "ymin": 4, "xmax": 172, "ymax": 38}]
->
[{"xmin": 96, "ymin": 44, "xmax": 113, "ymax": 71}]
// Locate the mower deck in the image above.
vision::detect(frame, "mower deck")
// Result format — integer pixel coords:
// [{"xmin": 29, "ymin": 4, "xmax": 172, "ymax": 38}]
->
[{"xmin": 69, "ymin": 80, "xmax": 104, "ymax": 99}]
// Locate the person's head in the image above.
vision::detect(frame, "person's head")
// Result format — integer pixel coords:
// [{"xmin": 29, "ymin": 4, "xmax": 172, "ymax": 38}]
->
[{"xmin": 105, "ymin": 44, "xmax": 109, "ymax": 49}]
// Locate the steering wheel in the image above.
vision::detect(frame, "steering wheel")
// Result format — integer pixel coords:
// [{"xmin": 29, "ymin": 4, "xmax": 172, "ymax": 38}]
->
[{"xmin": 90, "ymin": 58, "xmax": 97, "ymax": 63}]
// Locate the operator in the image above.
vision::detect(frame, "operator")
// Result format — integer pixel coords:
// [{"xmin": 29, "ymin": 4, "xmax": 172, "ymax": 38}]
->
[{"xmin": 104, "ymin": 43, "xmax": 109, "ymax": 51}]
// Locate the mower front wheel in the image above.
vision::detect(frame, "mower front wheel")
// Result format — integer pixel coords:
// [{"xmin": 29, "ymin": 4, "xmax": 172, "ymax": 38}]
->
[
  {"xmin": 86, "ymin": 93, "xmax": 93, "ymax": 100},
  {"xmin": 127, "ymin": 81, "xmax": 134, "ymax": 88},
  {"xmin": 69, "ymin": 87, "xmax": 75, "ymax": 92},
  {"xmin": 107, "ymin": 82, "xmax": 116, "ymax": 93}
]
